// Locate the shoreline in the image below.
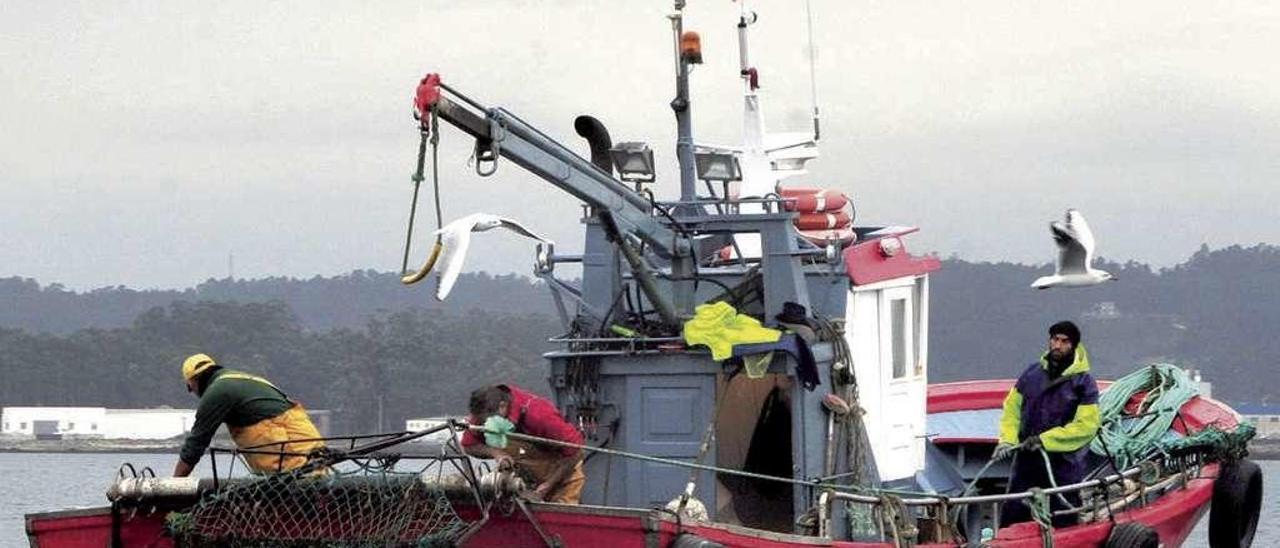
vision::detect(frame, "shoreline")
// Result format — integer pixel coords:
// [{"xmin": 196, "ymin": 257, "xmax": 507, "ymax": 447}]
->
[
  {"xmin": 0, "ymin": 438, "xmax": 188, "ymax": 454},
  {"xmin": 4, "ymin": 438, "xmax": 1278, "ymax": 459}
]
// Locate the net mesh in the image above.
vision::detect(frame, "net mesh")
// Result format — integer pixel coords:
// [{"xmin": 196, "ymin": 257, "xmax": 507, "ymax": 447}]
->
[{"xmin": 167, "ymin": 464, "xmax": 470, "ymax": 548}]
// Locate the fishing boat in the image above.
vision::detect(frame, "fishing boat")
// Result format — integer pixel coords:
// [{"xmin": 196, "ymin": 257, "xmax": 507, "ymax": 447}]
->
[{"xmin": 26, "ymin": 2, "xmax": 1261, "ymax": 547}]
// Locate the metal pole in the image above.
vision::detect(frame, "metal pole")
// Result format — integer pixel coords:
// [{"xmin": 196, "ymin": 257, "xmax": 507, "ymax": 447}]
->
[
  {"xmin": 670, "ymin": 1, "xmax": 697, "ymax": 207},
  {"xmin": 667, "ymin": 1, "xmax": 697, "ymax": 316}
]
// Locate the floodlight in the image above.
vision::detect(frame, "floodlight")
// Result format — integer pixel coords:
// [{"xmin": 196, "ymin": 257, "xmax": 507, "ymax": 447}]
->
[
  {"xmin": 609, "ymin": 142, "xmax": 656, "ymax": 183},
  {"xmin": 694, "ymin": 150, "xmax": 741, "ymax": 182}
]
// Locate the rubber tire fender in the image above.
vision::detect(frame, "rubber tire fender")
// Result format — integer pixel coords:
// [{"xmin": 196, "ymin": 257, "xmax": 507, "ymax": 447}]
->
[
  {"xmin": 1105, "ymin": 522, "xmax": 1159, "ymax": 548},
  {"xmin": 1209, "ymin": 458, "xmax": 1263, "ymax": 548},
  {"xmin": 670, "ymin": 533, "xmax": 724, "ymax": 548}
]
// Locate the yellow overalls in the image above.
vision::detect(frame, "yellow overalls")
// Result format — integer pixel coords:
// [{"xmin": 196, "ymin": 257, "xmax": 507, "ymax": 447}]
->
[
  {"xmin": 218, "ymin": 372, "xmax": 325, "ymax": 474},
  {"xmin": 505, "ymin": 438, "xmax": 586, "ymax": 504}
]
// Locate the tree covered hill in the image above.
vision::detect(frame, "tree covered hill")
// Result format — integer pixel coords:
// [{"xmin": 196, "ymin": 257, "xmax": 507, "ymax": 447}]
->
[
  {"xmin": 929, "ymin": 244, "xmax": 1280, "ymax": 405},
  {"xmin": 0, "ymin": 302, "xmax": 558, "ymax": 434},
  {"xmin": 0, "ymin": 243, "xmax": 1276, "ymax": 432},
  {"xmin": 0, "ymin": 270, "xmax": 550, "ymax": 334}
]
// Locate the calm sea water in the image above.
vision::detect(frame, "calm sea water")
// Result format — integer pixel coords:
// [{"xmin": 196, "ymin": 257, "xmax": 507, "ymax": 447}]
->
[{"xmin": 2, "ymin": 453, "xmax": 1276, "ymax": 547}]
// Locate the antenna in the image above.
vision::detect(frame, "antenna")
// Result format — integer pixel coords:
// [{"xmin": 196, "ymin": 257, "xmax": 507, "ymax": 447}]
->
[
  {"xmin": 805, "ymin": 0, "xmax": 821, "ymax": 141},
  {"xmin": 228, "ymin": 252, "xmax": 235, "ymax": 280}
]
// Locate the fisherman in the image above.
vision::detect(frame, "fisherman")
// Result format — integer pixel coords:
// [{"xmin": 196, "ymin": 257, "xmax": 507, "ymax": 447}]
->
[
  {"xmin": 461, "ymin": 384, "xmax": 586, "ymax": 504},
  {"xmin": 995, "ymin": 321, "xmax": 1101, "ymax": 526},
  {"xmin": 172, "ymin": 353, "xmax": 324, "ymax": 477}
]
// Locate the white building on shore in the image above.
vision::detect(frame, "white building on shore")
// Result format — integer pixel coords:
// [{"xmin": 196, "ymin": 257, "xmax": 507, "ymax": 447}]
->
[{"xmin": 1, "ymin": 407, "xmax": 195, "ymax": 440}]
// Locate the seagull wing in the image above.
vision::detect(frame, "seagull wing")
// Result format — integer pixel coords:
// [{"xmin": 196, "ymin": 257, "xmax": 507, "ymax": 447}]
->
[
  {"xmin": 1050, "ymin": 220, "xmax": 1089, "ymax": 275},
  {"xmin": 496, "ymin": 217, "xmax": 551, "ymax": 242},
  {"xmin": 430, "ymin": 213, "xmax": 550, "ymax": 301},
  {"xmin": 433, "ymin": 215, "xmax": 483, "ymax": 301},
  {"xmin": 1065, "ymin": 209, "xmax": 1097, "ymax": 267}
]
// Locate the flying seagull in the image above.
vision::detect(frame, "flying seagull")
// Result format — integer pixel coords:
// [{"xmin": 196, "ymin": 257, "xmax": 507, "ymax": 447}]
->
[
  {"xmin": 401, "ymin": 213, "xmax": 551, "ymax": 301},
  {"xmin": 1031, "ymin": 209, "xmax": 1116, "ymax": 289}
]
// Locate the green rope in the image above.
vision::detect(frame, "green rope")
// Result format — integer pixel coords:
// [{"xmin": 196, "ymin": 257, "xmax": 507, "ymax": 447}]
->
[
  {"xmin": 1027, "ymin": 488, "xmax": 1054, "ymax": 548},
  {"xmin": 1089, "ymin": 364, "xmax": 1202, "ymax": 469},
  {"xmin": 1034, "ymin": 447, "xmax": 1082, "ymax": 510}
]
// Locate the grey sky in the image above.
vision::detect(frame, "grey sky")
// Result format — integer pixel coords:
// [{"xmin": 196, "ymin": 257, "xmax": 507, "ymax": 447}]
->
[{"xmin": 2, "ymin": 1, "xmax": 1278, "ymax": 290}]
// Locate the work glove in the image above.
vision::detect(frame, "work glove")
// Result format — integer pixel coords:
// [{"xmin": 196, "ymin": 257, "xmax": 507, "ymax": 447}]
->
[
  {"xmin": 1021, "ymin": 434, "xmax": 1043, "ymax": 452},
  {"xmin": 483, "ymin": 415, "xmax": 516, "ymax": 449},
  {"xmin": 992, "ymin": 443, "xmax": 1016, "ymax": 461}
]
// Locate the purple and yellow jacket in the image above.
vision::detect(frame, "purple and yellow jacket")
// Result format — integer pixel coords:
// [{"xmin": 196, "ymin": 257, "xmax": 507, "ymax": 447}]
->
[{"xmin": 998, "ymin": 344, "xmax": 1101, "ymax": 453}]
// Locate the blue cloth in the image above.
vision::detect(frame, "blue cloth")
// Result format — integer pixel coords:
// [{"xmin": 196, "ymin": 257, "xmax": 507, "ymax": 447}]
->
[{"xmin": 731, "ymin": 333, "xmax": 820, "ymax": 390}]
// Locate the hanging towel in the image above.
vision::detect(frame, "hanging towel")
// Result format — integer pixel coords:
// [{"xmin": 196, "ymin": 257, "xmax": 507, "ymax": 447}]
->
[{"xmin": 682, "ymin": 301, "xmax": 782, "ymax": 361}]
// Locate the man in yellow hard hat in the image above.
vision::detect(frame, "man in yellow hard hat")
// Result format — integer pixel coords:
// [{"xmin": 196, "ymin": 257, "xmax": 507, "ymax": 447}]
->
[{"xmin": 173, "ymin": 353, "xmax": 325, "ymax": 477}]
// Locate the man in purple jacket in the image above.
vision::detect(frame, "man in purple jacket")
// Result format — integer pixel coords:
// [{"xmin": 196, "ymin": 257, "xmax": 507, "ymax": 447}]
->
[{"xmin": 996, "ymin": 321, "xmax": 1101, "ymax": 526}]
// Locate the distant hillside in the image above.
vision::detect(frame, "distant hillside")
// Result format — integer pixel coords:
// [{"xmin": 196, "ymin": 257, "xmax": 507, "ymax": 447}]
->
[
  {"xmin": 930, "ymin": 244, "xmax": 1280, "ymax": 405},
  {"xmin": 0, "ymin": 301, "xmax": 559, "ymax": 434},
  {"xmin": 0, "ymin": 270, "xmax": 552, "ymax": 334},
  {"xmin": 1, "ymin": 243, "xmax": 1277, "ymax": 410}
]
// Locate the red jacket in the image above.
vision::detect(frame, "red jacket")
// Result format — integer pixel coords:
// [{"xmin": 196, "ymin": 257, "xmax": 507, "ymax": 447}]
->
[{"xmin": 460, "ymin": 385, "xmax": 583, "ymax": 457}]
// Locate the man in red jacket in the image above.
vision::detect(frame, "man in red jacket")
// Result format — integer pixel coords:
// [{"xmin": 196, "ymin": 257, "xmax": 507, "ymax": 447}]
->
[{"xmin": 461, "ymin": 384, "xmax": 586, "ymax": 503}]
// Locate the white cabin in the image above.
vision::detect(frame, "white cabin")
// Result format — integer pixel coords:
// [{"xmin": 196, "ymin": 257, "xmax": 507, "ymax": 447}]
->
[{"xmin": 841, "ymin": 231, "xmax": 938, "ymax": 483}]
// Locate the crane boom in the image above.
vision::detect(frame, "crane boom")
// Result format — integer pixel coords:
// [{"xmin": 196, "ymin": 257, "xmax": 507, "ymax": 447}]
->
[{"xmin": 414, "ymin": 74, "xmax": 679, "ymax": 258}]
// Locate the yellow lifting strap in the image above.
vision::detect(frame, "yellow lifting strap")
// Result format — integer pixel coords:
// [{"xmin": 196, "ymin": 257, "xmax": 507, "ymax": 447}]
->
[{"xmin": 400, "ymin": 240, "xmax": 443, "ymax": 285}]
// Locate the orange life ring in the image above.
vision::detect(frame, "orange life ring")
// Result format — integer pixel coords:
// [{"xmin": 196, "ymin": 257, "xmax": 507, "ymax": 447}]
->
[{"xmin": 780, "ymin": 187, "xmax": 848, "ymax": 213}]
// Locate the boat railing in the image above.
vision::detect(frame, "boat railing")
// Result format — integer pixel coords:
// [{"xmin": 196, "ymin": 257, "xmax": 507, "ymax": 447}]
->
[
  {"xmin": 820, "ymin": 451, "xmax": 1206, "ymax": 542},
  {"xmin": 548, "ymin": 336, "xmax": 685, "ymax": 344},
  {"xmin": 652, "ymin": 195, "xmax": 792, "ymax": 215},
  {"xmin": 110, "ymin": 421, "xmax": 492, "ymax": 506}
]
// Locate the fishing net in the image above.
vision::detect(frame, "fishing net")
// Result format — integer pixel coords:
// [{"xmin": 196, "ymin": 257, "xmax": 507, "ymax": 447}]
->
[{"xmin": 166, "ymin": 464, "xmax": 472, "ymax": 548}]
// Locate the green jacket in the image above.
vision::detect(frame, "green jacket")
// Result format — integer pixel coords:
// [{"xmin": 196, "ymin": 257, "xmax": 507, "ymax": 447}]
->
[{"xmin": 179, "ymin": 368, "xmax": 293, "ymax": 465}]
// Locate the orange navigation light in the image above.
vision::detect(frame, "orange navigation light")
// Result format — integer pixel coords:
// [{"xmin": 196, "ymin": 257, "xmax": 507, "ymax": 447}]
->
[{"xmin": 680, "ymin": 31, "xmax": 703, "ymax": 64}]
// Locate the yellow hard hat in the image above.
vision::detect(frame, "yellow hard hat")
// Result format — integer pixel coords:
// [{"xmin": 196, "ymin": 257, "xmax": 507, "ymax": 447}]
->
[{"xmin": 181, "ymin": 353, "xmax": 217, "ymax": 381}]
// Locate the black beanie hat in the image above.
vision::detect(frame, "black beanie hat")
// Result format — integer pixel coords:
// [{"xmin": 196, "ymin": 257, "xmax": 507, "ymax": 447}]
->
[{"xmin": 1049, "ymin": 321, "xmax": 1081, "ymax": 346}]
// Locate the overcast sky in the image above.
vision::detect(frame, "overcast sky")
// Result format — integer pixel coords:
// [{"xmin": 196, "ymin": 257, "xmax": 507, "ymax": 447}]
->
[{"xmin": 2, "ymin": 1, "xmax": 1278, "ymax": 290}]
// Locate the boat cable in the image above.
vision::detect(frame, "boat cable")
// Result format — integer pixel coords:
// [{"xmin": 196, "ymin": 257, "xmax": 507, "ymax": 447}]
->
[
  {"xmin": 804, "ymin": 0, "xmax": 821, "ymax": 141},
  {"xmin": 400, "ymin": 112, "xmax": 428, "ymax": 274},
  {"xmin": 462, "ymin": 422, "xmax": 931, "ymax": 500},
  {"xmin": 1033, "ymin": 448, "xmax": 1080, "ymax": 508},
  {"xmin": 400, "ymin": 106, "xmax": 446, "ymax": 284},
  {"xmin": 669, "ymin": 367, "xmax": 740, "ymax": 520},
  {"xmin": 945, "ymin": 444, "xmax": 1077, "ymax": 535}
]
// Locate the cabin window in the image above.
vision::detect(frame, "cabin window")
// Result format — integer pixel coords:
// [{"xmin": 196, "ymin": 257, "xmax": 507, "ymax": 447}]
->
[
  {"xmin": 913, "ymin": 280, "xmax": 925, "ymax": 377},
  {"xmin": 68, "ymin": 422, "xmax": 75, "ymax": 430},
  {"xmin": 20, "ymin": 422, "xmax": 27, "ymax": 430},
  {"xmin": 91, "ymin": 423, "xmax": 98, "ymax": 431},
  {"xmin": 891, "ymin": 298, "xmax": 907, "ymax": 378}
]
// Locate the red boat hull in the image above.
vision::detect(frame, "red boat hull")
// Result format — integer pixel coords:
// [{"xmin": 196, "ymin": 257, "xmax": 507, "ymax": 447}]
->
[
  {"xmin": 25, "ymin": 475, "xmax": 1213, "ymax": 548},
  {"xmin": 26, "ymin": 380, "xmax": 1230, "ymax": 548}
]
